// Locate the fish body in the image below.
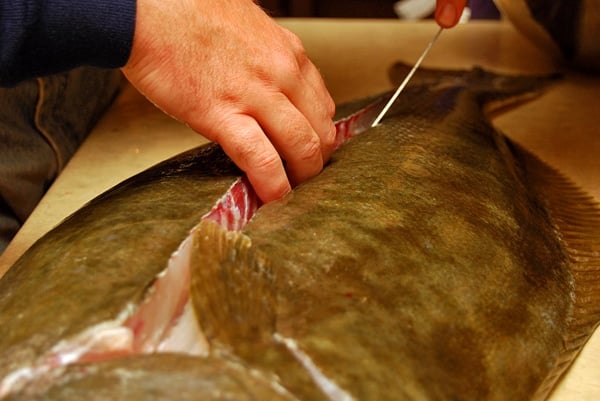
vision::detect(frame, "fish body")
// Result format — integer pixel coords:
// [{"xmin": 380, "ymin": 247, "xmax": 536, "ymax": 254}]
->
[
  {"xmin": 3, "ymin": 354, "xmax": 294, "ymax": 401},
  {"xmin": 1, "ymin": 64, "xmax": 600, "ymax": 400},
  {"xmin": 0, "ymin": 145, "xmax": 247, "ymax": 396},
  {"xmin": 190, "ymin": 65, "xmax": 600, "ymax": 401}
]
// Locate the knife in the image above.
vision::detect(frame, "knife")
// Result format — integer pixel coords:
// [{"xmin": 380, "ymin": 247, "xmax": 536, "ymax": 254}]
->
[
  {"xmin": 332, "ymin": 27, "xmax": 444, "ymax": 147},
  {"xmin": 370, "ymin": 27, "xmax": 444, "ymax": 127}
]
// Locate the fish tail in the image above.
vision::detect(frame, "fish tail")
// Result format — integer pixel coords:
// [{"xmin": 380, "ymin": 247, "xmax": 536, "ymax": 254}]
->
[
  {"xmin": 189, "ymin": 220, "xmax": 277, "ymax": 355},
  {"xmin": 515, "ymin": 145, "xmax": 600, "ymax": 400}
]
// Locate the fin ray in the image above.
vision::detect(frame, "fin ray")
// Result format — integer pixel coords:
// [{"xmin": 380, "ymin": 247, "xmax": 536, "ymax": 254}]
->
[
  {"xmin": 514, "ymin": 144, "xmax": 600, "ymax": 400},
  {"xmin": 189, "ymin": 220, "xmax": 276, "ymax": 354}
]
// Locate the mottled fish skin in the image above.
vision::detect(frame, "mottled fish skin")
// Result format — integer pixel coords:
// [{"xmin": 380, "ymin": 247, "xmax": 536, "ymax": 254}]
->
[
  {"xmin": 192, "ymin": 65, "xmax": 583, "ymax": 401},
  {"xmin": 0, "ymin": 80, "xmax": 393, "ymax": 399},
  {"xmin": 3, "ymin": 64, "xmax": 598, "ymax": 401},
  {"xmin": 5, "ymin": 354, "xmax": 295, "ymax": 401},
  {"xmin": 0, "ymin": 144, "xmax": 242, "ymax": 388}
]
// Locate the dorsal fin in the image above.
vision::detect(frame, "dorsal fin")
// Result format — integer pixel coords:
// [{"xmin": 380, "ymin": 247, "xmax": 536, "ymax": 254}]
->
[
  {"xmin": 388, "ymin": 62, "xmax": 598, "ymax": 398},
  {"xmin": 388, "ymin": 62, "xmax": 561, "ymax": 115},
  {"xmin": 511, "ymin": 143, "xmax": 600, "ymax": 400}
]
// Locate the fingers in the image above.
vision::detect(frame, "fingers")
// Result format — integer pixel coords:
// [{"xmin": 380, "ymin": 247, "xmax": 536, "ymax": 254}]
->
[
  {"xmin": 212, "ymin": 84, "xmax": 333, "ymax": 203},
  {"xmin": 235, "ymin": 29, "xmax": 335, "ymax": 200},
  {"xmin": 435, "ymin": 0, "xmax": 467, "ymax": 28},
  {"xmin": 215, "ymin": 113, "xmax": 291, "ymax": 203},
  {"xmin": 286, "ymin": 48, "xmax": 337, "ymax": 165},
  {"xmin": 260, "ymin": 35, "xmax": 336, "ymax": 184},
  {"xmin": 281, "ymin": 30, "xmax": 337, "ymax": 140},
  {"xmin": 252, "ymin": 92, "xmax": 326, "ymax": 187}
]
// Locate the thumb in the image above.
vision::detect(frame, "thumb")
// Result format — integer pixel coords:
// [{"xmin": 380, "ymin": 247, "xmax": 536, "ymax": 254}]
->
[{"xmin": 435, "ymin": 0, "xmax": 467, "ymax": 28}]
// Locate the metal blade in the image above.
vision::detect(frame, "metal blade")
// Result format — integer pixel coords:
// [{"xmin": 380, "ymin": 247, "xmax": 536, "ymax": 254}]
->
[{"xmin": 371, "ymin": 27, "xmax": 444, "ymax": 127}]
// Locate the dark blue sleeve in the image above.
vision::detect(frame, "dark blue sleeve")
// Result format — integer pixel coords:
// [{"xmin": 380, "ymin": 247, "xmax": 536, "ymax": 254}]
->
[{"xmin": 0, "ymin": 0, "xmax": 136, "ymax": 86}]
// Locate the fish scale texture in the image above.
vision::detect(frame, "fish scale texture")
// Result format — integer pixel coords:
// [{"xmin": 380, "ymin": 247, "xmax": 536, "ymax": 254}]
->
[
  {"xmin": 238, "ymin": 81, "xmax": 572, "ymax": 400},
  {"xmin": 2, "ymin": 65, "xmax": 599, "ymax": 401},
  {"xmin": 0, "ymin": 144, "xmax": 242, "ymax": 392}
]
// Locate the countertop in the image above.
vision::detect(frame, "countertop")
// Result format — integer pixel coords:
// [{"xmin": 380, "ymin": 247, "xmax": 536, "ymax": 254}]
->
[{"xmin": 0, "ymin": 20, "xmax": 598, "ymax": 400}]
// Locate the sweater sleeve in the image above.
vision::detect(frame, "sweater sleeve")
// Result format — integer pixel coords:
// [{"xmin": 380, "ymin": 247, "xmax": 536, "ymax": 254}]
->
[{"xmin": 0, "ymin": 0, "xmax": 136, "ymax": 86}]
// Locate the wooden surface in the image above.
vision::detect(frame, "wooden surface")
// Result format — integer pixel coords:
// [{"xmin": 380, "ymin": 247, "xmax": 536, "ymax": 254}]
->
[{"xmin": 0, "ymin": 20, "xmax": 599, "ymax": 399}]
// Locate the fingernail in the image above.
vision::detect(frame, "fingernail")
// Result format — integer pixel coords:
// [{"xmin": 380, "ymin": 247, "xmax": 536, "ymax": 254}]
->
[{"xmin": 438, "ymin": 3, "xmax": 457, "ymax": 28}]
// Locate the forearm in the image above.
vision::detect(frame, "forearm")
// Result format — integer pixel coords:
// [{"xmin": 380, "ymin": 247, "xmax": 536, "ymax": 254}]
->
[{"xmin": 0, "ymin": 0, "xmax": 135, "ymax": 86}]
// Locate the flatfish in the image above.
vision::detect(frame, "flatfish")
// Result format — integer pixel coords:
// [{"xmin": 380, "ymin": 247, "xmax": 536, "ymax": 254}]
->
[
  {"xmin": 1, "ymin": 64, "xmax": 599, "ymax": 401},
  {"xmin": 190, "ymin": 64, "xmax": 600, "ymax": 401}
]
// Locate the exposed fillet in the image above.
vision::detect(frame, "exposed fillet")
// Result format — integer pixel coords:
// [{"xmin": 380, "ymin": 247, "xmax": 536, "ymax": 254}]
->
[{"xmin": 0, "ymin": 96, "xmax": 385, "ymax": 399}]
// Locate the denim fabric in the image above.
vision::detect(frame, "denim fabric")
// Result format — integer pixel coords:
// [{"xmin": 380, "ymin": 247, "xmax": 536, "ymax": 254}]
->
[{"xmin": 0, "ymin": 67, "xmax": 123, "ymax": 253}]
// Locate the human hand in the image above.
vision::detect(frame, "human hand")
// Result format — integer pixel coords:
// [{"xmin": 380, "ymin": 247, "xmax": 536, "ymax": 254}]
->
[
  {"xmin": 435, "ymin": 0, "xmax": 467, "ymax": 28},
  {"xmin": 121, "ymin": 0, "xmax": 336, "ymax": 203}
]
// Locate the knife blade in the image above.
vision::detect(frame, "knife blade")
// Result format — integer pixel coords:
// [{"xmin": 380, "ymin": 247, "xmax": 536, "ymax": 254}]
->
[{"xmin": 370, "ymin": 27, "xmax": 444, "ymax": 127}]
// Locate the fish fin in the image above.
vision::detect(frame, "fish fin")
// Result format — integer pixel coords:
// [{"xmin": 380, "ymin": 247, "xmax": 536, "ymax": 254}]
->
[
  {"xmin": 189, "ymin": 221, "xmax": 331, "ymax": 400},
  {"xmin": 512, "ymin": 144, "xmax": 600, "ymax": 400},
  {"xmin": 388, "ymin": 62, "xmax": 561, "ymax": 115},
  {"xmin": 189, "ymin": 220, "xmax": 276, "ymax": 354}
]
